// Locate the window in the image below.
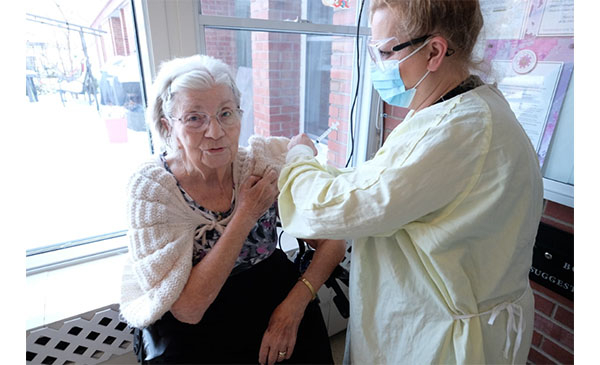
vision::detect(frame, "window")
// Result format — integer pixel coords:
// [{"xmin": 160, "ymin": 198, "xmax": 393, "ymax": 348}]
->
[
  {"xmin": 200, "ymin": 0, "xmax": 359, "ymax": 26},
  {"xmin": 199, "ymin": 0, "xmax": 371, "ymax": 168},
  {"xmin": 23, "ymin": 0, "xmax": 377, "ymax": 330},
  {"xmin": 204, "ymin": 28, "xmax": 357, "ymax": 166},
  {"xmin": 24, "ymin": 0, "xmax": 150, "ymax": 271},
  {"xmin": 24, "ymin": 0, "xmax": 377, "ymax": 268},
  {"xmin": 143, "ymin": 0, "xmax": 374, "ymax": 169}
]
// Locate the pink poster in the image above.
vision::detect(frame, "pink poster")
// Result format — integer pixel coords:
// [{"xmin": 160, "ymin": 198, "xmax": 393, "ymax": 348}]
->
[{"xmin": 481, "ymin": 0, "xmax": 574, "ymax": 167}]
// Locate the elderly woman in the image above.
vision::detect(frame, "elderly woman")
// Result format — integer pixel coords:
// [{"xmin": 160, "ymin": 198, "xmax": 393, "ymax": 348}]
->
[
  {"xmin": 120, "ymin": 55, "xmax": 344, "ymax": 365},
  {"xmin": 279, "ymin": 1, "xmax": 543, "ymax": 364}
]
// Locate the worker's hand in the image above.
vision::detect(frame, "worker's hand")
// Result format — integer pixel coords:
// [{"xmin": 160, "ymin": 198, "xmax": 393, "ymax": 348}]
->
[{"xmin": 288, "ymin": 133, "xmax": 317, "ymax": 156}]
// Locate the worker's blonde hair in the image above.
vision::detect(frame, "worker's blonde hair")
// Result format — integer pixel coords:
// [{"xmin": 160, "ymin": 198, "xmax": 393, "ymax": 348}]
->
[{"xmin": 370, "ymin": 0, "xmax": 484, "ymax": 73}]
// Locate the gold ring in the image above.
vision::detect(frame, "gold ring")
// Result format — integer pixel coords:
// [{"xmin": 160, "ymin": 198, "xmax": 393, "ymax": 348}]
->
[{"xmin": 278, "ymin": 351, "xmax": 287, "ymax": 357}]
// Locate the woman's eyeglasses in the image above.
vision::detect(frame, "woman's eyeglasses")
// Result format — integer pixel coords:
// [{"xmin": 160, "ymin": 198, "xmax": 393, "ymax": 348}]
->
[{"xmin": 169, "ymin": 107, "xmax": 243, "ymax": 131}]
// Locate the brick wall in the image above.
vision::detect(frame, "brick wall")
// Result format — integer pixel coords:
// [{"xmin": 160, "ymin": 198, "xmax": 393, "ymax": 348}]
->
[
  {"xmin": 325, "ymin": 8, "xmax": 356, "ymax": 167},
  {"xmin": 205, "ymin": 29, "xmax": 237, "ymax": 70},
  {"xmin": 529, "ymin": 202, "xmax": 574, "ymax": 364},
  {"xmin": 109, "ymin": 17, "xmax": 125, "ymax": 56},
  {"xmin": 119, "ymin": 8, "xmax": 130, "ymax": 56},
  {"xmin": 530, "ymin": 280, "xmax": 574, "ymax": 364},
  {"xmin": 541, "ymin": 201, "xmax": 574, "ymax": 235},
  {"xmin": 327, "ymin": 35, "xmax": 353, "ymax": 167},
  {"xmin": 95, "ymin": 4, "xmax": 135, "ymax": 65},
  {"xmin": 250, "ymin": 0, "xmax": 301, "ymax": 138},
  {"xmin": 202, "ymin": 0, "xmax": 237, "ymax": 69},
  {"xmin": 381, "ymin": 104, "xmax": 409, "ymax": 141},
  {"xmin": 382, "ymin": 109, "xmax": 574, "ymax": 364}
]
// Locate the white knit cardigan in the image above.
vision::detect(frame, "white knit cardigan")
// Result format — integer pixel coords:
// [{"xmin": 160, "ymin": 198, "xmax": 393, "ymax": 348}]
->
[{"xmin": 120, "ymin": 135, "xmax": 289, "ymax": 328}]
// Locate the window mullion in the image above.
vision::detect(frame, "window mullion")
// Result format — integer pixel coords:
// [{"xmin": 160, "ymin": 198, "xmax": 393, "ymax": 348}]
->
[{"xmin": 197, "ymin": 14, "xmax": 370, "ymax": 37}]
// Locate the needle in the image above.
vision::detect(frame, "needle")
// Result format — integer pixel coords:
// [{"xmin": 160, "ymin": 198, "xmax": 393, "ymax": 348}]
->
[{"xmin": 315, "ymin": 122, "xmax": 340, "ymax": 144}]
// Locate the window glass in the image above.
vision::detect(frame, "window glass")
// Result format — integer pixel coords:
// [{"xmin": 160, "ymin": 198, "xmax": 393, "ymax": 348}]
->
[
  {"xmin": 200, "ymin": 0, "xmax": 359, "ymax": 26},
  {"xmin": 24, "ymin": 0, "xmax": 151, "ymax": 251},
  {"xmin": 205, "ymin": 28, "xmax": 355, "ymax": 167}
]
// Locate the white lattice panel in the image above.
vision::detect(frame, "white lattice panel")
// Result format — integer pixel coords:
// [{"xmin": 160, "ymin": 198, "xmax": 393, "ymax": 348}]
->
[{"xmin": 26, "ymin": 305, "xmax": 134, "ymax": 365}]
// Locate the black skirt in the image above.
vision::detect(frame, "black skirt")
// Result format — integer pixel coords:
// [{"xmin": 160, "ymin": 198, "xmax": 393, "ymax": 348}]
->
[{"xmin": 135, "ymin": 249, "xmax": 334, "ymax": 364}]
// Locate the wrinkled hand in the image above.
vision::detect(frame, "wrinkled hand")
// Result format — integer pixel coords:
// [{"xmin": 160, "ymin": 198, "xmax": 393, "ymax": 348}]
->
[
  {"xmin": 288, "ymin": 133, "xmax": 317, "ymax": 156},
  {"xmin": 258, "ymin": 300, "xmax": 304, "ymax": 365},
  {"xmin": 236, "ymin": 168, "xmax": 279, "ymax": 224}
]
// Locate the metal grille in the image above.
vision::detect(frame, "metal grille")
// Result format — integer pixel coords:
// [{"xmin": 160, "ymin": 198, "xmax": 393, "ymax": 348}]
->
[{"xmin": 26, "ymin": 305, "xmax": 133, "ymax": 365}]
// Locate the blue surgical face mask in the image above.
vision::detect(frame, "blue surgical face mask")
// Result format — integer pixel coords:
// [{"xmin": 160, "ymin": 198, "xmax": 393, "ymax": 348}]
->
[{"xmin": 370, "ymin": 39, "xmax": 431, "ymax": 108}]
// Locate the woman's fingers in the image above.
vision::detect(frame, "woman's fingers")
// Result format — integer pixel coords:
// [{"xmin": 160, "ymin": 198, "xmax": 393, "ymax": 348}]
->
[
  {"xmin": 243, "ymin": 174, "xmax": 261, "ymax": 188},
  {"xmin": 237, "ymin": 169, "xmax": 280, "ymax": 222},
  {"xmin": 258, "ymin": 303, "xmax": 300, "ymax": 364},
  {"xmin": 259, "ymin": 341, "xmax": 293, "ymax": 365}
]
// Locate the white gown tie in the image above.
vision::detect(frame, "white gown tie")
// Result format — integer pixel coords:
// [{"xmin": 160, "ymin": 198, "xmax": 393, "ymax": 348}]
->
[{"xmin": 452, "ymin": 291, "xmax": 526, "ymax": 364}]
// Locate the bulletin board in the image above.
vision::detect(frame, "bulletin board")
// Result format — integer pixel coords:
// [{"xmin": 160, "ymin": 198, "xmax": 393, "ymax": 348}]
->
[{"xmin": 478, "ymin": 0, "xmax": 574, "ymax": 205}]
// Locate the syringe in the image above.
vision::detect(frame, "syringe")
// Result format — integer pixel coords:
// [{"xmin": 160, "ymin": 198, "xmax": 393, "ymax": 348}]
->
[{"xmin": 315, "ymin": 122, "xmax": 340, "ymax": 144}]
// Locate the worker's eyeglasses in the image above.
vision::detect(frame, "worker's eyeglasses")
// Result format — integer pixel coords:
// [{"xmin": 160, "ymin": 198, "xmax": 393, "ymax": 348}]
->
[
  {"xmin": 367, "ymin": 35, "xmax": 431, "ymax": 71},
  {"xmin": 169, "ymin": 107, "xmax": 243, "ymax": 132}
]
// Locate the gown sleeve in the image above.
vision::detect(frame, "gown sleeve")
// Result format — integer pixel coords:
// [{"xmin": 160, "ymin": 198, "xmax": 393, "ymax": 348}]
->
[{"xmin": 277, "ymin": 100, "xmax": 492, "ymax": 240}]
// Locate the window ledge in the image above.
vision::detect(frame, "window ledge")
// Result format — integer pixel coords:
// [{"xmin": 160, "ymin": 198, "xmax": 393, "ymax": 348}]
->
[
  {"xmin": 26, "ymin": 229, "xmax": 301, "ymax": 330},
  {"xmin": 26, "ymin": 253, "xmax": 127, "ymax": 330}
]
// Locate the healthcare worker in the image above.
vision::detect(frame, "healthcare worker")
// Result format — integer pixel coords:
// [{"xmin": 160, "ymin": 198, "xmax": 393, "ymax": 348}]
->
[{"xmin": 278, "ymin": 0, "xmax": 543, "ymax": 364}]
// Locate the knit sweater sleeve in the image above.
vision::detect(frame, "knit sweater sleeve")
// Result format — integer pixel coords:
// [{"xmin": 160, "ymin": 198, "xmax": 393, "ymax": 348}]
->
[
  {"xmin": 247, "ymin": 135, "xmax": 289, "ymax": 175},
  {"xmin": 120, "ymin": 137, "xmax": 289, "ymax": 328},
  {"xmin": 120, "ymin": 160, "xmax": 197, "ymax": 328}
]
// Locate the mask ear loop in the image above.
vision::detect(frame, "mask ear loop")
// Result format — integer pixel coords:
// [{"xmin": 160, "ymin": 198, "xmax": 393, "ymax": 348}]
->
[
  {"xmin": 397, "ymin": 38, "xmax": 432, "ymax": 89},
  {"xmin": 397, "ymin": 38, "xmax": 431, "ymax": 64},
  {"xmin": 412, "ymin": 69, "xmax": 431, "ymax": 89}
]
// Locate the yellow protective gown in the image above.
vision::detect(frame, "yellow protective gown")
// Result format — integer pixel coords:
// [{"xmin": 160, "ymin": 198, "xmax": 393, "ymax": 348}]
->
[{"xmin": 278, "ymin": 85, "xmax": 543, "ymax": 364}]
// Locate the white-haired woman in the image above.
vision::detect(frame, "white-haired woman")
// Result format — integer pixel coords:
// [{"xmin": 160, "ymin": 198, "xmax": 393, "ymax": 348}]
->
[
  {"xmin": 120, "ymin": 55, "xmax": 344, "ymax": 364},
  {"xmin": 279, "ymin": 0, "xmax": 543, "ymax": 364}
]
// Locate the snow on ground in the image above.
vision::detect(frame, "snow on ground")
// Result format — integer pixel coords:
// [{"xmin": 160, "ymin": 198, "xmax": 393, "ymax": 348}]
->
[{"xmin": 22, "ymin": 93, "xmax": 152, "ymax": 250}]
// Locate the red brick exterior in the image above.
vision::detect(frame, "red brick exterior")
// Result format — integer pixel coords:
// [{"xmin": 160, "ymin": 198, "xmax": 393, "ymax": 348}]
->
[
  {"xmin": 205, "ymin": 28, "xmax": 237, "ymax": 71},
  {"xmin": 327, "ymin": 35, "xmax": 353, "ymax": 166},
  {"xmin": 542, "ymin": 201, "xmax": 574, "ymax": 235},
  {"xmin": 109, "ymin": 17, "xmax": 125, "ymax": 56},
  {"xmin": 201, "ymin": 0, "xmax": 237, "ymax": 69},
  {"xmin": 250, "ymin": 1, "xmax": 301, "ymax": 138},
  {"xmin": 532, "ymin": 200, "xmax": 574, "ymax": 364},
  {"xmin": 324, "ymin": 8, "xmax": 357, "ymax": 166},
  {"xmin": 92, "ymin": 1, "xmax": 135, "ymax": 65}
]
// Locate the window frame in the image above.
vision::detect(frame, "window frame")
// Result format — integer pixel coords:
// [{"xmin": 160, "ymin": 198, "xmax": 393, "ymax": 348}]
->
[
  {"xmin": 26, "ymin": 0, "xmax": 381, "ymax": 274},
  {"xmin": 137, "ymin": 0, "xmax": 378, "ymax": 167},
  {"xmin": 25, "ymin": 0, "xmax": 152, "ymax": 275}
]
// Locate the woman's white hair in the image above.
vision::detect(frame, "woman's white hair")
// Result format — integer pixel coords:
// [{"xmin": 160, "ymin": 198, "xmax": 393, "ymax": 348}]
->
[{"xmin": 146, "ymin": 54, "xmax": 241, "ymax": 150}]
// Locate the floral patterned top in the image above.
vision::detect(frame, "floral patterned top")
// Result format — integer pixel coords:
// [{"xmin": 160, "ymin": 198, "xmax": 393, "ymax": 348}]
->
[{"xmin": 161, "ymin": 153, "xmax": 278, "ymax": 275}]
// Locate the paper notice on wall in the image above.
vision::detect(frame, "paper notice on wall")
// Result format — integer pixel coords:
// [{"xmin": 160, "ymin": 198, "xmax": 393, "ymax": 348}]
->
[
  {"xmin": 537, "ymin": 0, "xmax": 574, "ymax": 36},
  {"xmin": 491, "ymin": 60, "xmax": 563, "ymax": 153},
  {"xmin": 480, "ymin": 0, "xmax": 531, "ymax": 39},
  {"xmin": 484, "ymin": 38, "xmax": 573, "ymax": 167}
]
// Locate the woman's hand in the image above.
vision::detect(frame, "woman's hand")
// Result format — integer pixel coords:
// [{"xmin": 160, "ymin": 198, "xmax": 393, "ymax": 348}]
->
[
  {"xmin": 258, "ymin": 299, "xmax": 305, "ymax": 365},
  {"xmin": 288, "ymin": 133, "xmax": 317, "ymax": 156},
  {"xmin": 258, "ymin": 237, "xmax": 346, "ymax": 364},
  {"xmin": 236, "ymin": 168, "xmax": 279, "ymax": 225}
]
